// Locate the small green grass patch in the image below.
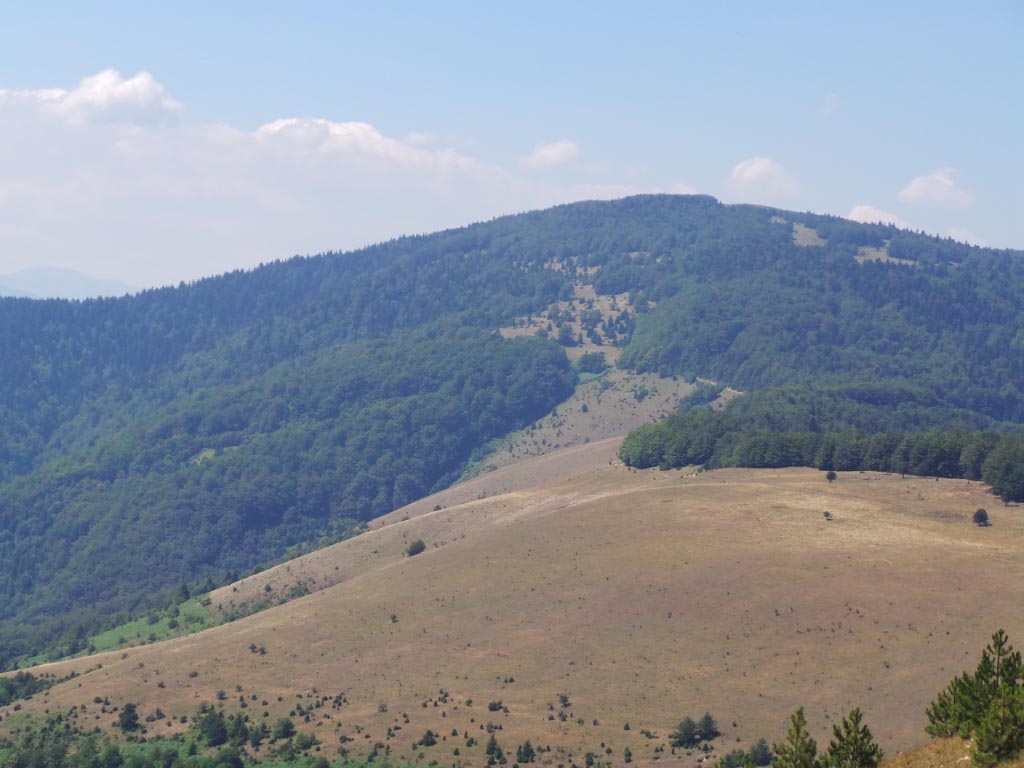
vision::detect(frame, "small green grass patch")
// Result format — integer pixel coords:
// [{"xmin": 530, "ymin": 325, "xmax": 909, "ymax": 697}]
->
[{"xmin": 23, "ymin": 597, "xmax": 217, "ymax": 666}]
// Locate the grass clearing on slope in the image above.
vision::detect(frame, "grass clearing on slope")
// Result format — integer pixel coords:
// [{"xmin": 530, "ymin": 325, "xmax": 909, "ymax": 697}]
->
[
  {"xmin": 465, "ymin": 368, "xmax": 694, "ymax": 479},
  {"xmin": 24, "ymin": 598, "xmax": 217, "ymax": 667}
]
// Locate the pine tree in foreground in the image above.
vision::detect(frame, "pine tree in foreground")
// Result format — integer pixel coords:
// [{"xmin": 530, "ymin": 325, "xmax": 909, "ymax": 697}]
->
[
  {"xmin": 749, "ymin": 738, "xmax": 774, "ymax": 766},
  {"xmin": 926, "ymin": 629, "xmax": 1023, "ymax": 740},
  {"xmin": 773, "ymin": 708, "xmax": 819, "ymax": 768},
  {"xmin": 973, "ymin": 686, "xmax": 1024, "ymax": 768},
  {"xmin": 822, "ymin": 708, "xmax": 883, "ymax": 768}
]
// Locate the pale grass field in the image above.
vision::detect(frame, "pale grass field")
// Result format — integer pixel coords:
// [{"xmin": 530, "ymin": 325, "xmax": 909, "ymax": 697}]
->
[
  {"xmin": 7, "ymin": 458, "xmax": 1022, "ymax": 768},
  {"xmin": 469, "ymin": 369, "xmax": 695, "ymax": 476}
]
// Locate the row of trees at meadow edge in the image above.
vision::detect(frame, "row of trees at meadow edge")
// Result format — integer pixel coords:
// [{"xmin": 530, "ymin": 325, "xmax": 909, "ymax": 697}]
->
[{"xmin": 620, "ymin": 385, "xmax": 1024, "ymax": 502}]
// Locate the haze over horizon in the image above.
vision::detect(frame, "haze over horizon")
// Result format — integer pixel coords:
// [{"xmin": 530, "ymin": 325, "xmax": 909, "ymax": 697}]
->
[{"xmin": 1, "ymin": 1, "xmax": 1020, "ymax": 289}]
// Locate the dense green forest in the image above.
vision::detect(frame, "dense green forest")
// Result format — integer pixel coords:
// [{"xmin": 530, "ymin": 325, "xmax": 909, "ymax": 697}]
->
[
  {"xmin": 2, "ymin": 194, "xmax": 1023, "ymax": 667},
  {"xmin": 617, "ymin": 219, "xmax": 1024, "ymax": 423},
  {"xmin": 618, "ymin": 385, "xmax": 1024, "ymax": 501},
  {"xmin": 0, "ymin": 333, "xmax": 574, "ymax": 663}
]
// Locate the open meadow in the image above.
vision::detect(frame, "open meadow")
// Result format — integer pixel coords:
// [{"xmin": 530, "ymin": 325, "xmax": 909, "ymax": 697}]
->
[{"xmin": 8, "ymin": 452, "xmax": 1022, "ymax": 767}]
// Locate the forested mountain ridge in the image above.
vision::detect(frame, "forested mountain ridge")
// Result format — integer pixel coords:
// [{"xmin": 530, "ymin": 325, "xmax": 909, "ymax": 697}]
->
[{"xmin": 1, "ymin": 194, "xmax": 1023, "ymax": 667}]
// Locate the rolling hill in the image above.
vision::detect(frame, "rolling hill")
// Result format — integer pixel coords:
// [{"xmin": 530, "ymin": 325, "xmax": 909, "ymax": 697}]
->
[
  {"xmin": 2, "ymin": 193, "xmax": 1024, "ymax": 669},
  {"xmin": 6, "ymin": 443, "xmax": 1022, "ymax": 767}
]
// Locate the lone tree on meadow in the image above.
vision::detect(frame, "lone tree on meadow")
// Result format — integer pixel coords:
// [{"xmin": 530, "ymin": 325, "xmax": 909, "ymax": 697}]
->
[
  {"xmin": 670, "ymin": 716, "xmax": 701, "ymax": 748},
  {"xmin": 826, "ymin": 470, "xmax": 838, "ymax": 483},
  {"xmin": 117, "ymin": 702, "xmax": 141, "ymax": 732},
  {"xmin": 974, "ymin": 508, "xmax": 991, "ymax": 526},
  {"xmin": 485, "ymin": 733, "xmax": 504, "ymax": 766},
  {"xmin": 516, "ymin": 740, "xmax": 536, "ymax": 763},
  {"xmin": 419, "ymin": 729, "xmax": 437, "ymax": 747},
  {"xmin": 697, "ymin": 712, "xmax": 721, "ymax": 741},
  {"xmin": 405, "ymin": 538, "xmax": 427, "ymax": 557}
]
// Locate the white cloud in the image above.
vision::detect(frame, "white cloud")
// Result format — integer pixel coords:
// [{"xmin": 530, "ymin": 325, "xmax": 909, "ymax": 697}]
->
[
  {"xmin": 0, "ymin": 70, "xmax": 731, "ymax": 287},
  {"xmin": 898, "ymin": 168, "xmax": 972, "ymax": 207},
  {"xmin": 729, "ymin": 157, "xmax": 798, "ymax": 199},
  {"xmin": 1, "ymin": 69, "xmax": 181, "ymax": 125},
  {"xmin": 846, "ymin": 204, "xmax": 904, "ymax": 227},
  {"xmin": 255, "ymin": 118, "xmax": 488, "ymax": 174},
  {"xmin": 520, "ymin": 140, "xmax": 581, "ymax": 170},
  {"xmin": 0, "ymin": 70, "xmax": 536, "ymax": 286},
  {"xmin": 403, "ymin": 131, "xmax": 434, "ymax": 147}
]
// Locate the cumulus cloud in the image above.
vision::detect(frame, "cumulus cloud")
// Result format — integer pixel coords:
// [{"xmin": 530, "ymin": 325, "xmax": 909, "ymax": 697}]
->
[
  {"xmin": 0, "ymin": 69, "xmax": 719, "ymax": 287},
  {"xmin": 255, "ymin": 118, "xmax": 487, "ymax": 174},
  {"xmin": 846, "ymin": 204, "xmax": 904, "ymax": 227},
  {"xmin": 0, "ymin": 70, "xmax": 537, "ymax": 286},
  {"xmin": 898, "ymin": 168, "xmax": 972, "ymax": 207},
  {"xmin": 0, "ymin": 69, "xmax": 181, "ymax": 125},
  {"xmin": 729, "ymin": 157, "xmax": 798, "ymax": 198},
  {"xmin": 403, "ymin": 131, "xmax": 434, "ymax": 147},
  {"xmin": 520, "ymin": 140, "xmax": 581, "ymax": 170}
]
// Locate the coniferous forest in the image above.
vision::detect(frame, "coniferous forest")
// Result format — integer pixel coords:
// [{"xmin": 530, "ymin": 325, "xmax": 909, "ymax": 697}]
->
[{"xmin": 2, "ymin": 194, "xmax": 1024, "ymax": 666}]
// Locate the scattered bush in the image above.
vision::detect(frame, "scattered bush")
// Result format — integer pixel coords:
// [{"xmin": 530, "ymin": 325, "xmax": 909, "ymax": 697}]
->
[{"xmin": 406, "ymin": 539, "xmax": 427, "ymax": 557}]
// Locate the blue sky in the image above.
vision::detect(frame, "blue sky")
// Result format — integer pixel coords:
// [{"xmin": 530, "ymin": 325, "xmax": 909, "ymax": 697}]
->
[{"xmin": 0, "ymin": 2, "xmax": 1020, "ymax": 286}]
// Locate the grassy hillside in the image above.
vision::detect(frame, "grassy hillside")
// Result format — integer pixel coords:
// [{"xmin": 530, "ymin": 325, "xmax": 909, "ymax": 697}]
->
[
  {"xmin": 7, "ymin": 457, "xmax": 1023, "ymax": 767},
  {"xmin": 3, "ymin": 194, "xmax": 1024, "ymax": 666}
]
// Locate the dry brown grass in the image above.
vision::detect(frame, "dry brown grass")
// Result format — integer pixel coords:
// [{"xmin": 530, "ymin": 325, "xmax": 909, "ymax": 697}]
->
[
  {"xmin": 855, "ymin": 244, "xmax": 917, "ymax": 267},
  {"xmin": 207, "ymin": 438, "xmax": 627, "ymax": 611},
  {"xmin": 499, "ymin": 282, "xmax": 634, "ymax": 363},
  {"xmin": 6, "ymin": 466, "xmax": 1022, "ymax": 768},
  {"xmin": 471, "ymin": 369, "xmax": 694, "ymax": 476},
  {"xmin": 793, "ymin": 223, "xmax": 827, "ymax": 247},
  {"xmin": 885, "ymin": 737, "xmax": 1024, "ymax": 768},
  {"xmin": 790, "ymin": 226, "xmax": 918, "ymax": 270}
]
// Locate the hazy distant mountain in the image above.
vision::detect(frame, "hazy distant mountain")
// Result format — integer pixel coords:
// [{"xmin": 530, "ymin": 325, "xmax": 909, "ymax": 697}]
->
[
  {"xmin": 0, "ymin": 267, "xmax": 136, "ymax": 299},
  {"xmin": 0, "ymin": 284, "xmax": 33, "ymax": 298}
]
